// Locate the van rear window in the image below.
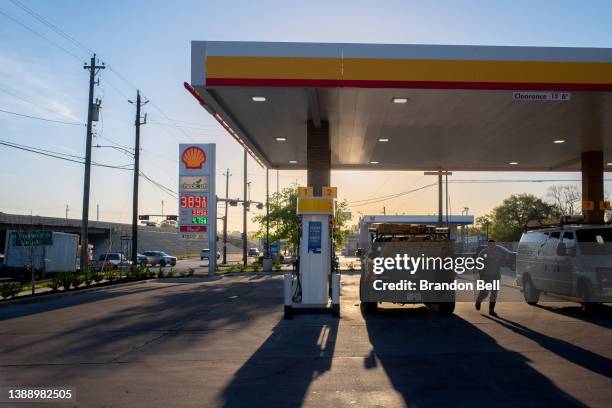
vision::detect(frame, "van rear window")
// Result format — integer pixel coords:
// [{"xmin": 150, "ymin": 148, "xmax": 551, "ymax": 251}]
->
[{"xmin": 576, "ymin": 229, "xmax": 612, "ymax": 255}]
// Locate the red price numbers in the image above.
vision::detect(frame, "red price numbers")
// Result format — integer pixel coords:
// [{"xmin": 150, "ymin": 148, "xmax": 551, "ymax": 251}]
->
[{"xmin": 181, "ymin": 195, "xmax": 207, "ymax": 209}]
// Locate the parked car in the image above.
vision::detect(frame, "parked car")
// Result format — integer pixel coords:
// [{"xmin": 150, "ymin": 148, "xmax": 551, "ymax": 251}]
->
[
  {"xmin": 141, "ymin": 251, "xmax": 177, "ymax": 267},
  {"xmin": 248, "ymin": 248, "xmax": 260, "ymax": 257},
  {"xmin": 201, "ymin": 249, "xmax": 220, "ymax": 260},
  {"xmin": 137, "ymin": 254, "xmax": 147, "ymax": 266},
  {"xmin": 94, "ymin": 253, "xmax": 130, "ymax": 271},
  {"xmin": 516, "ymin": 225, "xmax": 612, "ymax": 312}
]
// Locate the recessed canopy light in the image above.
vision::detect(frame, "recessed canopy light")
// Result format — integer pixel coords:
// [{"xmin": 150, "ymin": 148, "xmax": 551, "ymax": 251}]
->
[
  {"xmin": 370, "ymin": 161, "xmax": 379, "ymax": 164},
  {"xmin": 288, "ymin": 160, "xmax": 298, "ymax": 164},
  {"xmin": 553, "ymin": 140, "xmax": 565, "ymax": 144},
  {"xmin": 392, "ymin": 97, "xmax": 408, "ymax": 104},
  {"xmin": 509, "ymin": 161, "xmax": 518, "ymax": 165},
  {"xmin": 252, "ymin": 96, "xmax": 266, "ymax": 102},
  {"xmin": 275, "ymin": 137, "xmax": 287, "ymax": 142},
  {"xmin": 377, "ymin": 138, "xmax": 390, "ymax": 142},
  {"xmin": 608, "ymin": 162, "xmax": 612, "ymax": 166}
]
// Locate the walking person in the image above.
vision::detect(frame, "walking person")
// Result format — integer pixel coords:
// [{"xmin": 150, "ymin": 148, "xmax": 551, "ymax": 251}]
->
[{"xmin": 475, "ymin": 239, "xmax": 502, "ymax": 316}]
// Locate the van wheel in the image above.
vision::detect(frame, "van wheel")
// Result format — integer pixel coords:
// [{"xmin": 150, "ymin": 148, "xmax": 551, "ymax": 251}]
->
[
  {"xmin": 579, "ymin": 282, "xmax": 597, "ymax": 315},
  {"xmin": 438, "ymin": 302, "xmax": 455, "ymax": 315},
  {"xmin": 523, "ymin": 275, "xmax": 540, "ymax": 305},
  {"xmin": 360, "ymin": 302, "xmax": 377, "ymax": 315},
  {"xmin": 160, "ymin": 260, "xmax": 166, "ymax": 267}
]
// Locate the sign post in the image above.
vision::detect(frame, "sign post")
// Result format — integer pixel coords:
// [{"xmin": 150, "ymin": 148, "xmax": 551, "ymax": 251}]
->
[{"xmin": 178, "ymin": 144, "xmax": 216, "ymax": 275}]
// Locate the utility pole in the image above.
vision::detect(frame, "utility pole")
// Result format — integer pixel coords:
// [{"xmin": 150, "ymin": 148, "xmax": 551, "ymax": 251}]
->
[
  {"xmin": 65, "ymin": 204, "xmax": 69, "ymax": 220},
  {"xmin": 223, "ymin": 168, "xmax": 231, "ymax": 265},
  {"xmin": 424, "ymin": 170, "xmax": 452, "ymax": 227},
  {"xmin": 383, "ymin": 206, "xmax": 386, "ymax": 216},
  {"xmin": 243, "ymin": 150, "xmax": 248, "ymax": 266},
  {"xmin": 130, "ymin": 90, "xmax": 147, "ymax": 267},
  {"xmin": 96, "ymin": 204, "xmax": 99, "ymax": 221},
  {"xmin": 81, "ymin": 54, "xmax": 104, "ymax": 272},
  {"xmin": 161, "ymin": 200, "xmax": 164, "ymax": 218},
  {"xmin": 445, "ymin": 173, "xmax": 449, "ymax": 226}
]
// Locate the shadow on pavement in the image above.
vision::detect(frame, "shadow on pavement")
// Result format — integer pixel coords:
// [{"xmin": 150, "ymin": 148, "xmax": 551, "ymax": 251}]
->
[
  {"xmin": 219, "ymin": 317, "xmax": 338, "ymax": 407},
  {"xmin": 534, "ymin": 303, "xmax": 612, "ymax": 330},
  {"xmin": 484, "ymin": 314, "xmax": 612, "ymax": 379},
  {"xmin": 365, "ymin": 306, "xmax": 589, "ymax": 407}
]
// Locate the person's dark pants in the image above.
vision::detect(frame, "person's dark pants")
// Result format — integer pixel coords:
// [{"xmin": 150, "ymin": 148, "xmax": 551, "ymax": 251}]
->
[{"xmin": 476, "ymin": 289, "xmax": 498, "ymax": 311}]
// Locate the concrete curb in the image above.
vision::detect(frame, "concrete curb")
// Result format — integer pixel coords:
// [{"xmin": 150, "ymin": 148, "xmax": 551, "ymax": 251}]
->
[{"xmin": 0, "ymin": 278, "xmax": 161, "ymax": 307}]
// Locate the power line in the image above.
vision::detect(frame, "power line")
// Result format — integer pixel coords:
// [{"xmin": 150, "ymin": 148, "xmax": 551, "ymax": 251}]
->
[
  {"xmin": 0, "ymin": 139, "xmax": 132, "ymax": 170},
  {"xmin": 0, "ymin": 107, "xmax": 84, "ymax": 126},
  {"xmin": 0, "ymin": 9, "xmax": 84, "ymax": 61},
  {"xmin": 349, "ymin": 183, "xmax": 438, "ymax": 207},
  {"xmin": 0, "ymin": 86, "xmax": 82, "ymax": 122},
  {"xmin": 8, "ymin": 0, "xmax": 93, "ymax": 55}
]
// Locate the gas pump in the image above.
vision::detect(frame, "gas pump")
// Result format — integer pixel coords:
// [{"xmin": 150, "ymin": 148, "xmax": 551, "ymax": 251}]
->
[{"xmin": 284, "ymin": 195, "xmax": 340, "ymax": 318}]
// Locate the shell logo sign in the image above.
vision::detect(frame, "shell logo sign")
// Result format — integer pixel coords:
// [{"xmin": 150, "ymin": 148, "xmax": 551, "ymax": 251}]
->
[{"xmin": 181, "ymin": 146, "xmax": 206, "ymax": 169}]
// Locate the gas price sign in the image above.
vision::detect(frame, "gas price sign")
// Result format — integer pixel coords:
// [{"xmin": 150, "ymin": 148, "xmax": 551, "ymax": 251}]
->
[
  {"xmin": 178, "ymin": 144, "xmax": 216, "ymax": 243},
  {"xmin": 179, "ymin": 194, "xmax": 208, "ymax": 225}
]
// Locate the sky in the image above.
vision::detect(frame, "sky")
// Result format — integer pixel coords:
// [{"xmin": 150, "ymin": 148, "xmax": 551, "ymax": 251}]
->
[{"xmin": 0, "ymin": 0, "xmax": 611, "ymax": 232}]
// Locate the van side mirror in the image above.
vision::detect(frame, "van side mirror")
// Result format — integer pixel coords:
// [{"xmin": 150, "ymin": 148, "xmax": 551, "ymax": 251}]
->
[{"xmin": 556, "ymin": 242, "xmax": 567, "ymax": 257}]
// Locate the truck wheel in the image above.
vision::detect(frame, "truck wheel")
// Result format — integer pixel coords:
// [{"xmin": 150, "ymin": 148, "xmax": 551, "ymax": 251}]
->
[
  {"xmin": 360, "ymin": 301, "xmax": 377, "ymax": 315},
  {"xmin": 523, "ymin": 275, "xmax": 540, "ymax": 305},
  {"xmin": 160, "ymin": 260, "xmax": 166, "ymax": 267},
  {"xmin": 438, "ymin": 302, "xmax": 455, "ymax": 315},
  {"xmin": 332, "ymin": 303, "xmax": 340, "ymax": 318}
]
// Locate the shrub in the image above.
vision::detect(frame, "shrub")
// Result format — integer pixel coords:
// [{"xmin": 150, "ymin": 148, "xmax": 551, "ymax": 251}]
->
[
  {"xmin": 273, "ymin": 262, "xmax": 282, "ymax": 271},
  {"xmin": 179, "ymin": 271, "xmax": 187, "ymax": 277},
  {"xmin": 92, "ymin": 271, "xmax": 103, "ymax": 283},
  {"xmin": 0, "ymin": 282, "xmax": 22, "ymax": 299},
  {"xmin": 252, "ymin": 263, "xmax": 261, "ymax": 272},
  {"xmin": 50, "ymin": 275, "xmax": 62, "ymax": 291},
  {"xmin": 187, "ymin": 268, "xmax": 194, "ymax": 276},
  {"xmin": 58, "ymin": 272, "xmax": 73, "ymax": 290},
  {"xmin": 82, "ymin": 270, "xmax": 94, "ymax": 286},
  {"xmin": 72, "ymin": 274, "xmax": 82, "ymax": 288},
  {"xmin": 166, "ymin": 270, "xmax": 175, "ymax": 278},
  {"xmin": 105, "ymin": 270, "xmax": 117, "ymax": 282},
  {"xmin": 157, "ymin": 269, "xmax": 164, "ymax": 279}
]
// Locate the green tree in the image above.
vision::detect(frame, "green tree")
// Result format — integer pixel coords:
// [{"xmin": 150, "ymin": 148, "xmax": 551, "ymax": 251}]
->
[
  {"xmin": 252, "ymin": 185, "xmax": 352, "ymax": 251},
  {"xmin": 489, "ymin": 193, "xmax": 558, "ymax": 242}
]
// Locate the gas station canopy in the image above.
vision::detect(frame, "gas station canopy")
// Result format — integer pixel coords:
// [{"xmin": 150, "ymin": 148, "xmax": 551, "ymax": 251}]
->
[{"xmin": 190, "ymin": 41, "xmax": 612, "ymax": 171}]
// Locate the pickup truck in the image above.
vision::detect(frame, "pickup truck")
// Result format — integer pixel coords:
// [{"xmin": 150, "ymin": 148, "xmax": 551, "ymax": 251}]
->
[
  {"xmin": 359, "ymin": 223, "xmax": 456, "ymax": 315},
  {"xmin": 94, "ymin": 253, "xmax": 130, "ymax": 271}
]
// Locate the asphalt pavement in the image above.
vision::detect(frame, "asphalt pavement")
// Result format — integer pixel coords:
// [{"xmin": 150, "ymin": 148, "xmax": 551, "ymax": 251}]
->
[{"xmin": 0, "ymin": 271, "xmax": 610, "ymax": 407}]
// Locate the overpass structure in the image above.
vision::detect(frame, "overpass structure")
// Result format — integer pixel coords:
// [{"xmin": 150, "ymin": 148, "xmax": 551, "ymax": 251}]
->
[
  {"xmin": 0, "ymin": 213, "xmax": 245, "ymax": 259},
  {"xmin": 189, "ymin": 41, "xmax": 612, "ymax": 223}
]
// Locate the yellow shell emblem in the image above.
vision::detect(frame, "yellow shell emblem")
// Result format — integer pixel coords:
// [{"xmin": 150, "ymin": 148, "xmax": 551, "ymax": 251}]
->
[{"xmin": 182, "ymin": 146, "xmax": 206, "ymax": 169}]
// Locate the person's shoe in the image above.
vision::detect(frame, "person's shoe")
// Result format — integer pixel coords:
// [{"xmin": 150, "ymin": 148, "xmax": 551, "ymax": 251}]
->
[
  {"xmin": 489, "ymin": 310, "xmax": 498, "ymax": 317},
  {"xmin": 475, "ymin": 301, "xmax": 481, "ymax": 311}
]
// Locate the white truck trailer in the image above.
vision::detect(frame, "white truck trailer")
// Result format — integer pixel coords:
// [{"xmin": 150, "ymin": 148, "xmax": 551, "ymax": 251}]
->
[{"xmin": 3, "ymin": 230, "xmax": 79, "ymax": 278}]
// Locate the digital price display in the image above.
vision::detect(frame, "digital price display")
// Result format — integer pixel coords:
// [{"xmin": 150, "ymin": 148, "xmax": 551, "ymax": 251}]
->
[
  {"xmin": 180, "ymin": 195, "xmax": 207, "ymax": 209},
  {"xmin": 192, "ymin": 216, "xmax": 207, "ymax": 225},
  {"xmin": 179, "ymin": 194, "xmax": 208, "ymax": 226}
]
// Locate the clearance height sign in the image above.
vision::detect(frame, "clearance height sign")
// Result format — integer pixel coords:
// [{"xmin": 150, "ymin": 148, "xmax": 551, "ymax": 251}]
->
[{"xmin": 178, "ymin": 144, "xmax": 216, "ymax": 251}]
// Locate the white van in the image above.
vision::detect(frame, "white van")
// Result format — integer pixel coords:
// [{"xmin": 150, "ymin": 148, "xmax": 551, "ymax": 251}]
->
[{"xmin": 516, "ymin": 225, "xmax": 612, "ymax": 312}]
